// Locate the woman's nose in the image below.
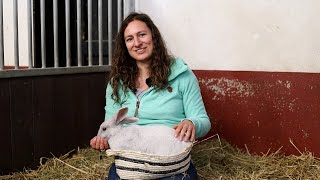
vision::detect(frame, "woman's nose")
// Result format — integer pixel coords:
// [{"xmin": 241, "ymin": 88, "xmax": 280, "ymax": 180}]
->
[{"xmin": 134, "ymin": 38, "xmax": 142, "ymax": 47}]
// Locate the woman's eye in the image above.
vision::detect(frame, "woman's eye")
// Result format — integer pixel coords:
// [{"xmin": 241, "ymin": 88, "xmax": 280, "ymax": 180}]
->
[
  {"xmin": 126, "ymin": 38, "xmax": 132, "ymax": 42},
  {"xmin": 139, "ymin": 33, "xmax": 146, "ymax": 37}
]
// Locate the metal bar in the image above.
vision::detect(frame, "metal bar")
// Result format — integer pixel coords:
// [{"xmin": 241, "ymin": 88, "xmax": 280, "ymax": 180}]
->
[
  {"xmin": 53, "ymin": 0, "xmax": 59, "ymax": 67},
  {"xmin": 123, "ymin": 0, "xmax": 127, "ymax": 18},
  {"xmin": 31, "ymin": 0, "xmax": 35, "ymax": 68},
  {"xmin": 135, "ymin": 0, "xmax": 139, "ymax": 12},
  {"xmin": 0, "ymin": 0, "xmax": 4, "ymax": 70},
  {"xmin": 88, "ymin": 0, "xmax": 92, "ymax": 66},
  {"xmin": 108, "ymin": 0, "xmax": 112, "ymax": 65},
  {"xmin": 40, "ymin": 0, "xmax": 46, "ymax": 68},
  {"xmin": 117, "ymin": 0, "xmax": 122, "ymax": 31},
  {"xmin": 27, "ymin": 0, "xmax": 32, "ymax": 68},
  {"xmin": 123, "ymin": 0, "xmax": 135, "ymax": 18},
  {"xmin": 98, "ymin": 0, "xmax": 103, "ymax": 65},
  {"xmin": 77, "ymin": 0, "xmax": 82, "ymax": 66},
  {"xmin": 13, "ymin": 0, "xmax": 19, "ymax": 69},
  {"xmin": 65, "ymin": 0, "xmax": 71, "ymax": 67}
]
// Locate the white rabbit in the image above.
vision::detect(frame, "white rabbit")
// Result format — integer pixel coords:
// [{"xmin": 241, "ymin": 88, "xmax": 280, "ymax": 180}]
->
[{"xmin": 97, "ymin": 107, "xmax": 192, "ymax": 156}]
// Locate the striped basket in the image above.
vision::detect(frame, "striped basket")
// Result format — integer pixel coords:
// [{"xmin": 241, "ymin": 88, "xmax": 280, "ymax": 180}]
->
[{"xmin": 106, "ymin": 143, "xmax": 193, "ymax": 179}]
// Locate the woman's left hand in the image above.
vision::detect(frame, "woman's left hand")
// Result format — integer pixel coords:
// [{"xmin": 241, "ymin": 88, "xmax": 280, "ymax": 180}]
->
[{"xmin": 173, "ymin": 120, "xmax": 196, "ymax": 142}]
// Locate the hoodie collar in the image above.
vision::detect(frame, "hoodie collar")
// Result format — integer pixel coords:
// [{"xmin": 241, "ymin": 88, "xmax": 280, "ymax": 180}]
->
[{"xmin": 168, "ymin": 57, "xmax": 189, "ymax": 81}]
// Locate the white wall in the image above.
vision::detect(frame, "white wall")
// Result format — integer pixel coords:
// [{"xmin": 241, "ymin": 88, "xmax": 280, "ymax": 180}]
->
[
  {"xmin": 3, "ymin": 0, "xmax": 29, "ymax": 66},
  {"xmin": 136, "ymin": 0, "xmax": 320, "ymax": 72}
]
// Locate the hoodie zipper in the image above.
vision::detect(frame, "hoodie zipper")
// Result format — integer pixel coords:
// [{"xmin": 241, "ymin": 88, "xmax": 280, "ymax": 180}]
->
[
  {"xmin": 133, "ymin": 98, "xmax": 140, "ymax": 117},
  {"xmin": 133, "ymin": 88, "xmax": 150, "ymax": 117}
]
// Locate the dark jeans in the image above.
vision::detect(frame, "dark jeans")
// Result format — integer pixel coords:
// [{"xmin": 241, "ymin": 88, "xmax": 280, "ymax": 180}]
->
[{"xmin": 107, "ymin": 162, "xmax": 198, "ymax": 180}]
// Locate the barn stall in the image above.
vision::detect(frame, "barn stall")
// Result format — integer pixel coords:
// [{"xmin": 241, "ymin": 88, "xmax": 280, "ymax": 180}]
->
[{"xmin": 1, "ymin": 0, "xmax": 320, "ymax": 179}]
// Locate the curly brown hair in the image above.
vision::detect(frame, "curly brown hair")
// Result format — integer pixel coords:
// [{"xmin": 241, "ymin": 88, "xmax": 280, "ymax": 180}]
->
[{"xmin": 110, "ymin": 12, "xmax": 174, "ymax": 103}]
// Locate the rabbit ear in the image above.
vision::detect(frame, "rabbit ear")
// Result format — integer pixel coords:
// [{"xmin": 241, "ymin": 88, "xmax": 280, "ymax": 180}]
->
[
  {"xmin": 113, "ymin": 107, "xmax": 129, "ymax": 125},
  {"xmin": 119, "ymin": 117, "xmax": 138, "ymax": 125}
]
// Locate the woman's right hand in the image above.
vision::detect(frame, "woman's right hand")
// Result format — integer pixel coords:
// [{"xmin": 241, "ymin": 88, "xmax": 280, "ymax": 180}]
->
[{"xmin": 90, "ymin": 136, "xmax": 109, "ymax": 150}]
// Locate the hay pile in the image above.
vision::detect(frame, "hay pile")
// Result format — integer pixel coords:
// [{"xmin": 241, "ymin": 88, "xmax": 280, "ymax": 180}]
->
[
  {"xmin": 2, "ymin": 137, "xmax": 320, "ymax": 180},
  {"xmin": 193, "ymin": 137, "xmax": 320, "ymax": 179}
]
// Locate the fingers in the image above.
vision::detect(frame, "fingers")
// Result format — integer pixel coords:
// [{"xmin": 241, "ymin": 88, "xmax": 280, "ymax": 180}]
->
[
  {"xmin": 190, "ymin": 128, "xmax": 196, "ymax": 142},
  {"xmin": 90, "ymin": 136, "xmax": 99, "ymax": 149},
  {"xmin": 99, "ymin": 137, "xmax": 105, "ymax": 150},
  {"xmin": 183, "ymin": 126, "xmax": 193, "ymax": 142},
  {"xmin": 174, "ymin": 120, "xmax": 196, "ymax": 142},
  {"xmin": 90, "ymin": 136, "xmax": 97, "ymax": 148},
  {"xmin": 179, "ymin": 125, "xmax": 188, "ymax": 141},
  {"xmin": 90, "ymin": 136, "xmax": 108, "ymax": 150},
  {"xmin": 174, "ymin": 124, "xmax": 182, "ymax": 138}
]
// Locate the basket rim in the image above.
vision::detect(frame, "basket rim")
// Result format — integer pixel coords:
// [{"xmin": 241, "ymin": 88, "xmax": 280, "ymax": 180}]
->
[{"xmin": 106, "ymin": 142, "xmax": 194, "ymax": 157}]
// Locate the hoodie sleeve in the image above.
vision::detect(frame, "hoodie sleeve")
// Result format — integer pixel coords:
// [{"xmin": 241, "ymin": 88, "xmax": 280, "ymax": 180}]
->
[
  {"xmin": 104, "ymin": 82, "xmax": 122, "ymax": 120},
  {"xmin": 180, "ymin": 69, "xmax": 211, "ymax": 139}
]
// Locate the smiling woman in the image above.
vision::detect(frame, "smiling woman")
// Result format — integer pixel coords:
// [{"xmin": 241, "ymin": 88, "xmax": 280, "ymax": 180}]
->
[{"xmin": 89, "ymin": 12, "xmax": 211, "ymax": 180}]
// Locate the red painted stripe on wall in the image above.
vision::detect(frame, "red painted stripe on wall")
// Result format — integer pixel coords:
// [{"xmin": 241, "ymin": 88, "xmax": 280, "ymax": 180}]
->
[
  {"xmin": 194, "ymin": 70, "xmax": 320, "ymax": 156},
  {"xmin": 3, "ymin": 66, "xmax": 28, "ymax": 70}
]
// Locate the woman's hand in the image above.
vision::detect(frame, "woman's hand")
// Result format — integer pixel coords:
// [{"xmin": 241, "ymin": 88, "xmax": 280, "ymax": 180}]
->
[
  {"xmin": 90, "ymin": 136, "xmax": 109, "ymax": 150},
  {"xmin": 173, "ymin": 119, "xmax": 196, "ymax": 142}
]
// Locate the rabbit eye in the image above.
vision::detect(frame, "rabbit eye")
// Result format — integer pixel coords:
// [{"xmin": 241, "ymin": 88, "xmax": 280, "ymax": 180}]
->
[{"xmin": 102, "ymin": 127, "xmax": 106, "ymax": 131}]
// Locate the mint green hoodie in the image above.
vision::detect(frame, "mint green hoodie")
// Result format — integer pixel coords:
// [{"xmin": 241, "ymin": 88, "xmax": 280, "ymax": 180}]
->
[{"xmin": 104, "ymin": 58, "xmax": 211, "ymax": 138}]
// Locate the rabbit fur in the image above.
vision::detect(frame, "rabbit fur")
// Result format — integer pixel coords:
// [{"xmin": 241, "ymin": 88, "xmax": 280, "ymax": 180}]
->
[{"xmin": 97, "ymin": 107, "xmax": 192, "ymax": 156}]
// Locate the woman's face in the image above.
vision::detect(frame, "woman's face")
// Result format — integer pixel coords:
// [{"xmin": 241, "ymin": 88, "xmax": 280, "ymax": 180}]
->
[{"xmin": 124, "ymin": 20, "xmax": 154, "ymax": 62}]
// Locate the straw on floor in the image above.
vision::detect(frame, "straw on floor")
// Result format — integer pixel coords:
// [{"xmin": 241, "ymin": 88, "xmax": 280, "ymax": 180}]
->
[{"xmin": 2, "ymin": 136, "xmax": 320, "ymax": 180}]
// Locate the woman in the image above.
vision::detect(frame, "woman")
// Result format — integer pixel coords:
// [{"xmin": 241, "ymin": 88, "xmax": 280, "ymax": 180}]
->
[{"xmin": 90, "ymin": 12, "xmax": 211, "ymax": 179}]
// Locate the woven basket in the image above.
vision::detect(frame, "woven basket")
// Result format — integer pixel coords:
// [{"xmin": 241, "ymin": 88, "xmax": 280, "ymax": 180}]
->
[{"xmin": 106, "ymin": 143, "xmax": 193, "ymax": 179}]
